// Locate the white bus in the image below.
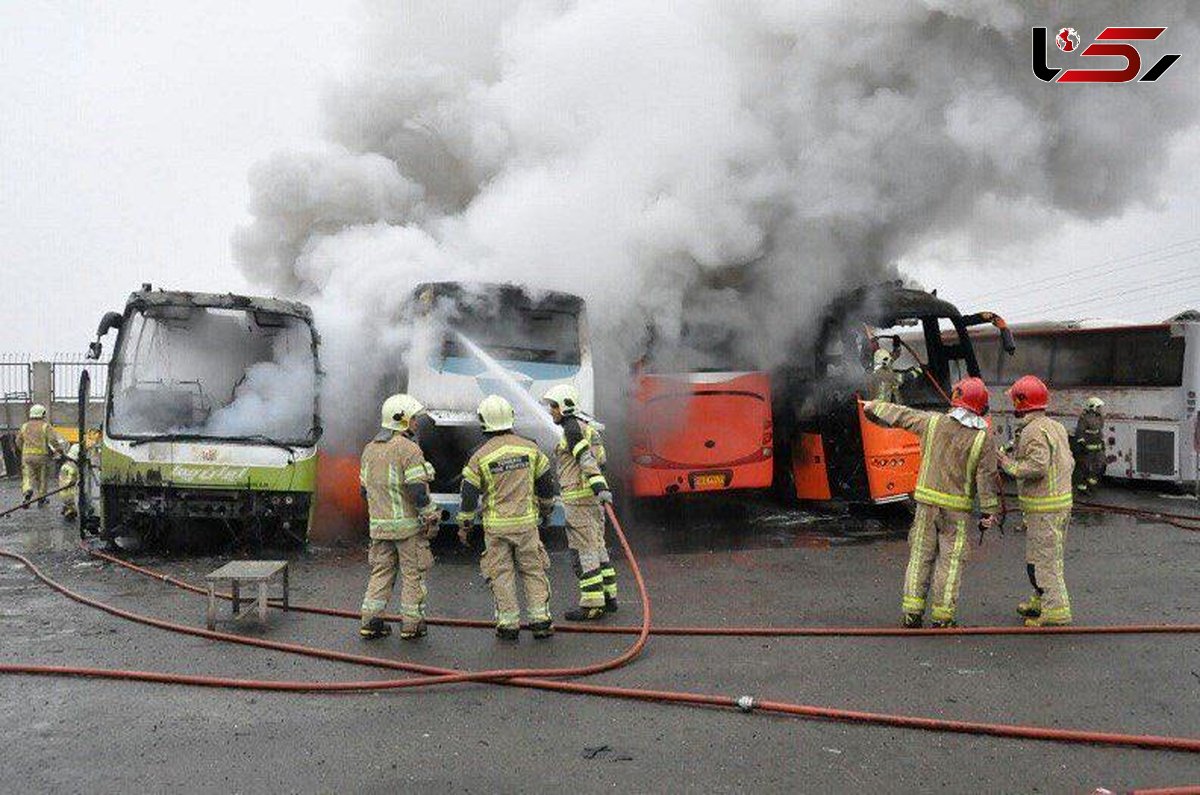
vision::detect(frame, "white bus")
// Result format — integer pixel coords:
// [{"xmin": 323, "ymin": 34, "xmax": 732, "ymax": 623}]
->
[
  {"xmin": 955, "ymin": 315, "xmax": 1199, "ymax": 488},
  {"xmin": 403, "ymin": 281, "xmax": 594, "ymax": 520}
]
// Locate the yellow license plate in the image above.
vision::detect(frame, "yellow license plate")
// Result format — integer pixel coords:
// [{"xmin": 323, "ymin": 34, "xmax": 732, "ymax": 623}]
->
[{"xmin": 692, "ymin": 473, "xmax": 727, "ymax": 490}]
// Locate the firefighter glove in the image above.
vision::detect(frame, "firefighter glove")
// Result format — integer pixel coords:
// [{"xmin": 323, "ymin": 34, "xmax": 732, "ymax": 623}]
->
[{"xmin": 597, "ymin": 490, "xmax": 614, "ymax": 505}]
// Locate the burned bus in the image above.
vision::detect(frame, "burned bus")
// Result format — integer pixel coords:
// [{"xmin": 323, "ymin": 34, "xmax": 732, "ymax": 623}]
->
[
  {"xmin": 781, "ymin": 283, "xmax": 1012, "ymax": 506},
  {"xmin": 88, "ymin": 286, "xmax": 321, "ymax": 546}
]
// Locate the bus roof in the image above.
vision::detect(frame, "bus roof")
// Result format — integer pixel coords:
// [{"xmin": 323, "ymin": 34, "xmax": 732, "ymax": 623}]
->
[
  {"xmin": 411, "ymin": 281, "xmax": 584, "ymax": 313},
  {"xmin": 125, "ymin": 287, "xmax": 313, "ymax": 322},
  {"xmin": 957, "ymin": 317, "xmax": 1194, "ymax": 337},
  {"xmin": 824, "ymin": 282, "xmax": 964, "ymax": 327}
]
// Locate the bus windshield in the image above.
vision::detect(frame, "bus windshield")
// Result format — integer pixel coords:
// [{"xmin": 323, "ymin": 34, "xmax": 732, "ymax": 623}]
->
[
  {"xmin": 416, "ymin": 283, "xmax": 583, "ymax": 366},
  {"xmin": 440, "ymin": 308, "xmax": 581, "ymax": 365},
  {"xmin": 107, "ymin": 306, "xmax": 319, "ymax": 445}
]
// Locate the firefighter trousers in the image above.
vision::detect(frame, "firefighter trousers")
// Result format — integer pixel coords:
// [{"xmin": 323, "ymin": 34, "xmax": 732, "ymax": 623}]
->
[
  {"xmin": 481, "ymin": 529, "xmax": 551, "ymax": 627},
  {"xmin": 564, "ymin": 503, "xmax": 608, "ymax": 608},
  {"xmin": 1025, "ymin": 510, "xmax": 1072, "ymax": 623},
  {"xmin": 21, "ymin": 455, "xmax": 49, "ymax": 499},
  {"xmin": 902, "ymin": 503, "xmax": 971, "ymax": 622},
  {"xmin": 360, "ymin": 536, "xmax": 433, "ymax": 629}
]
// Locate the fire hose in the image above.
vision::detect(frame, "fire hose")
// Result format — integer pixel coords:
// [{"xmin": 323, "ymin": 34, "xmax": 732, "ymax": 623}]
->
[{"xmin": 4, "ymin": 506, "xmax": 1200, "ymax": 754}]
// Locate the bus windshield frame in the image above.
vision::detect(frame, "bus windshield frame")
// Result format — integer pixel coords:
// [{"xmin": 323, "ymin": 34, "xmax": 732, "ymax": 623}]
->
[{"xmin": 105, "ymin": 303, "xmax": 321, "ymax": 447}]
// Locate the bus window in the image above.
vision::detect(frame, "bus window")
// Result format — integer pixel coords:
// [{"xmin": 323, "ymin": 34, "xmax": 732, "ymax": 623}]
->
[
  {"xmin": 1050, "ymin": 332, "xmax": 1115, "ymax": 387},
  {"xmin": 1111, "ymin": 329, "xmax": 1185, "ymax": 386},
  {"xmin": 998, "ymin": 334, "xmax": 1053, "ymax": 384}
]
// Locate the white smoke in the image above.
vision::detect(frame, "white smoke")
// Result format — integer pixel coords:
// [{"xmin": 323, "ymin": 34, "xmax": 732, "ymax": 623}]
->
[{"xmin": 233, "ymin": 0, "xmax": 1200, "ymax": 450}]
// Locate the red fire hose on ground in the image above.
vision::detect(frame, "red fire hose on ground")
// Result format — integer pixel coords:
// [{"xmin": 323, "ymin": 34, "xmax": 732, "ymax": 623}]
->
[{"xmin": 4, "ymin": 505, "xmax": 1200, "ymax": 755}]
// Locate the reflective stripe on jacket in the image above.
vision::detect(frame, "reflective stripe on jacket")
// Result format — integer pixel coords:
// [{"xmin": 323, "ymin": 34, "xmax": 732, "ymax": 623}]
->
[
  {"xmin": 459, "ymin": 433, "xmax": 554, "ymax": 533},
  {"xmin": 360, "ymin": 432, "xmax": 435, "ymax": 539},
  {"xmin": 865, "ymin": 401, "xmax": 1000, "ymax": 512},
  {"xmin": 1003, "ymin": 412, "xmax": 1074, "ymax": 513},
  {"xmin": 555, "ymin": 417, "xmax": 608, "ymax": 504}
]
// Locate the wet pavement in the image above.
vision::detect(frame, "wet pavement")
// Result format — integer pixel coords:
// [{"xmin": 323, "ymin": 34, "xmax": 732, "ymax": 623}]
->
[{"xmin": 1, "ymin": 478, "xmax": 1199, "ymax": 793}]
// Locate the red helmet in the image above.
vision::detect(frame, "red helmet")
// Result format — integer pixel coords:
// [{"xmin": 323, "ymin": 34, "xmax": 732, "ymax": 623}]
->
[
  {"xmin": 950, "ymin": 377, "xmax": 989, "ymax": 415},
  {"xmin": 1008, "ymin": 374, "xmax": 1049, "ymax": 414}
]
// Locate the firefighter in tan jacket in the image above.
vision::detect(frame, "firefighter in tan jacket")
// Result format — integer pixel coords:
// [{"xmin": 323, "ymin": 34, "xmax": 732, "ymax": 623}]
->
[
  {"xmin": 358, "ymin": 394, "xmax": 440, "ymax": 641},
  {"xmin": 16, "ymin": 404, "xmax": 64, "ymax": 506},
  {"xmin": 59, "ymin": 444, "xmax": 80, "ymax": 521},
  {"xmin": 998, "ymin": 375, "xmax": 1075, "ymax": 627},
  {"xmin": 865, "ymin": 377, "xmax": 999, "ymax": 628},
  {"xmin": 542, "ymin": 384, "xmax": 616, "ymax": 621},
  {"xmin": 458, "ymin": 395, "xmax": 558, "ymax": 641}
]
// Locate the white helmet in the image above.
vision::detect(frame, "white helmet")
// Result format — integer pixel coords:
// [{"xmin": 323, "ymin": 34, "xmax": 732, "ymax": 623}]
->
[
  {"xmin": 67, "ymin": 443, "xmax": 80, "ymax": 461},
  {"xmin": 380, "ymin": 393, "xmax": 425, "ymax": 432},
  {"xmin": 28, "ymin": 404, "xmax": 47, "ymax": 419},
  {"xmin": 478, "ymin": 394, "xmax": 515, "ymax": 433},
  {"xmin": 872, "ymin": 348, "xmax": 893, "ymax": 370},
  {"xmin": 1085, "ymin": 396, "xmax": 1105, "ymax": 412},
  {"xmin": 541, "ymin": 384, "xmax": 581, "ymax": 416}
]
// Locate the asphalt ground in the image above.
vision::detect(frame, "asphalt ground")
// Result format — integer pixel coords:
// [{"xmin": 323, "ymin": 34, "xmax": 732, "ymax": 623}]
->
[{"xmin": 1, "ymin": 478, "xmax": 1198, "ymax": 794}]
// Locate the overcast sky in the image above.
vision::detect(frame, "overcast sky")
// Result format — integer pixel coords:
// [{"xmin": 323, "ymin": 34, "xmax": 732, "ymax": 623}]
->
[{"xmin": 2, "ymin": 2, "xmax": 1197, "ymax": 357}]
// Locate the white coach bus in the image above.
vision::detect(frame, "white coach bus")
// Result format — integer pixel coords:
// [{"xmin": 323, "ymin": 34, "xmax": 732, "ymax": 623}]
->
[
  {"xmin": 402, "ymin": 281, "xmax": 594, "ymax": 520},
  {"xmin": 954, "ymin": 315, "xmax": 1199, "ymax": 488}
]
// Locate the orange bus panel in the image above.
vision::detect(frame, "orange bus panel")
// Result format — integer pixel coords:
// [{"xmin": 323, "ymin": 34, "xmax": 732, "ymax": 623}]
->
[
  {"xmin": 857, "ymin": 402, "xmax": 920, "ymax": 503},
  {"xmin": 791, "ymin": 432, "xmax": 833, "ymax": 501},
  {"xmin": 630, "ymin": 371, "xmax": 773, "ymax": 498}
]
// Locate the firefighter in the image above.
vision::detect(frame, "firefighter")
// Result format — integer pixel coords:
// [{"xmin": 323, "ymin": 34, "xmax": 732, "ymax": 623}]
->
[
  {"xmin": 16, "ymin": 404, "xmax": 63, "ymax": 506},
  {"xmin": 998, "ymin": 375, "xmax": 1075, "ymax": 627},
  {"xmin": 864, "ymin": 377, "xmax": 999, "ymax": 628},
  {"xmin": 865, "ymin": 347, "xmax": 921, "ymax": 404},
  {"xmin": 458, "ymin": 394, "xmax": 557, "ymax": 641},
  {"xmin": 59, "ymin": 444, "xmax": 80, "ymax": 521},
  {"xmin": 358, "ymin": 394, "xmax": 441, "ymax": 641},
  {"xmin": 542, "ymin": 384, "xmax": 616, "ymax": 621},
  {"xmin": 1072, "ymin": 396, "xmax": 1106, "ymax": 493}
]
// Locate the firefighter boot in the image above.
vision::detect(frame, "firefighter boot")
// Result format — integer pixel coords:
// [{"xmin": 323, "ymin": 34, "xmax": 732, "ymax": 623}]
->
[
  {"xmin": 1017, "ymin": 594, "xmax": 1042, "ymax": 619},
  {"xmin": 604, "ymin": 595, "xmax": 619, "ymax": 613},
  {"xmin": 902, "ymin": 613, "xmax": 923, "ymax": 629},
  {"xmin": 22, "ymin": 490, "xmax": 32, "ymax": 506},
  {"xmin": 564, "ymin": 606, "xmax": 606, "ymax": 621},
  {"xmin": 359, "ymin": 618, "xmax": 392, "ymax": 640},
  {"xmin": 398, "ymin": 620, "xmax": 427, "ymax": 640},
  {"xmin": 496, "ymin": 625, "xmax": 520, "ymax": 641},
  {"xmin": 1024, "ymin": 613, "xmax": 1072, "ymax": 627},
  {"xmin": 930, "ymin": 619, "xmax": 958, "ymax": 629},
  {"xmin": 529, "ymin": 620, "xmax": 555, "ymax": 640}
]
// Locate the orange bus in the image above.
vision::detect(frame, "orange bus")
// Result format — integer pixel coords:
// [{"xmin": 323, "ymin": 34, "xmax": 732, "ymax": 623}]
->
[
  {"xmin": 782, "ymin": 283, "xmax": 1012, "ymax": 506},
  {"xmin": 629, "ymin": 370, "xmax": 774, "ymax": 498}
]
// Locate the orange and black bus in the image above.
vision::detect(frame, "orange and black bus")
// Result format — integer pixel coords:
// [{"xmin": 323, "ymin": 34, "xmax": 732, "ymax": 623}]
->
[{"xmin": 780, "ymin": 283, "xmax": 1012, "ymax": 506}]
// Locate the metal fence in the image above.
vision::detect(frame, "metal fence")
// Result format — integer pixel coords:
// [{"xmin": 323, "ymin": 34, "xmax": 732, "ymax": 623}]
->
[
  {"xmin": 0, "ymin": 354, "xmax": 31, "ymax": 403},
  {"xmin": 50, "ymin": 354, "xmax": 108, "ymax": 401}
]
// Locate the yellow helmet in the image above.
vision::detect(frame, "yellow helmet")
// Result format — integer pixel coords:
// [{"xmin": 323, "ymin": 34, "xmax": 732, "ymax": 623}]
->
[
  {"xmin": 380, "ymin": 393, "xmax": 425, "ymax": 432},
  {"xmin": 477, "ymin": 394, "xmax": 515, "ymax": 433},
  {"xmin": 541, "ymin": 384, "xmax": 580, "ymax": 416},
  {"xmin": 872, "ymin": 348, "xmax": 893, "ymax": 370},
  {"xmin": 67, "ymin": 444, "xmax": 80, "ymax": 461},
  {"xmin": 1085, "ymin": 396, "xmax": 1105, "ymax": 411}
]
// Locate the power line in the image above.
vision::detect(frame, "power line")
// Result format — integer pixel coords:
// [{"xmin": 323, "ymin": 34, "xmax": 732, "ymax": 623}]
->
[
  {"xmin": 1016, "ymin": 272, "xmax": 1200, "ymax": 318},
  {"xmin": 952, "ymin": 235, "xmax": 1200, "ymax": 305}
]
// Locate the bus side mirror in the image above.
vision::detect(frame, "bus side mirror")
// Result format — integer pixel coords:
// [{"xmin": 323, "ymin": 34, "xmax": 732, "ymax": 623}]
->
[
  {"xmin": 87, "ymin": 341, "xmax": 103, "ymax": 361},
  {"xmin": 97, "ymin": 311, "xmax": 123, "ymax": 338}
]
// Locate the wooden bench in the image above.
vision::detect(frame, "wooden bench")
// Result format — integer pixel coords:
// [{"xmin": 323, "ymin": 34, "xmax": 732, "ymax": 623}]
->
[{"xmin": 205, "ymin": 560, "xmax": 289, "ymax": 630}]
